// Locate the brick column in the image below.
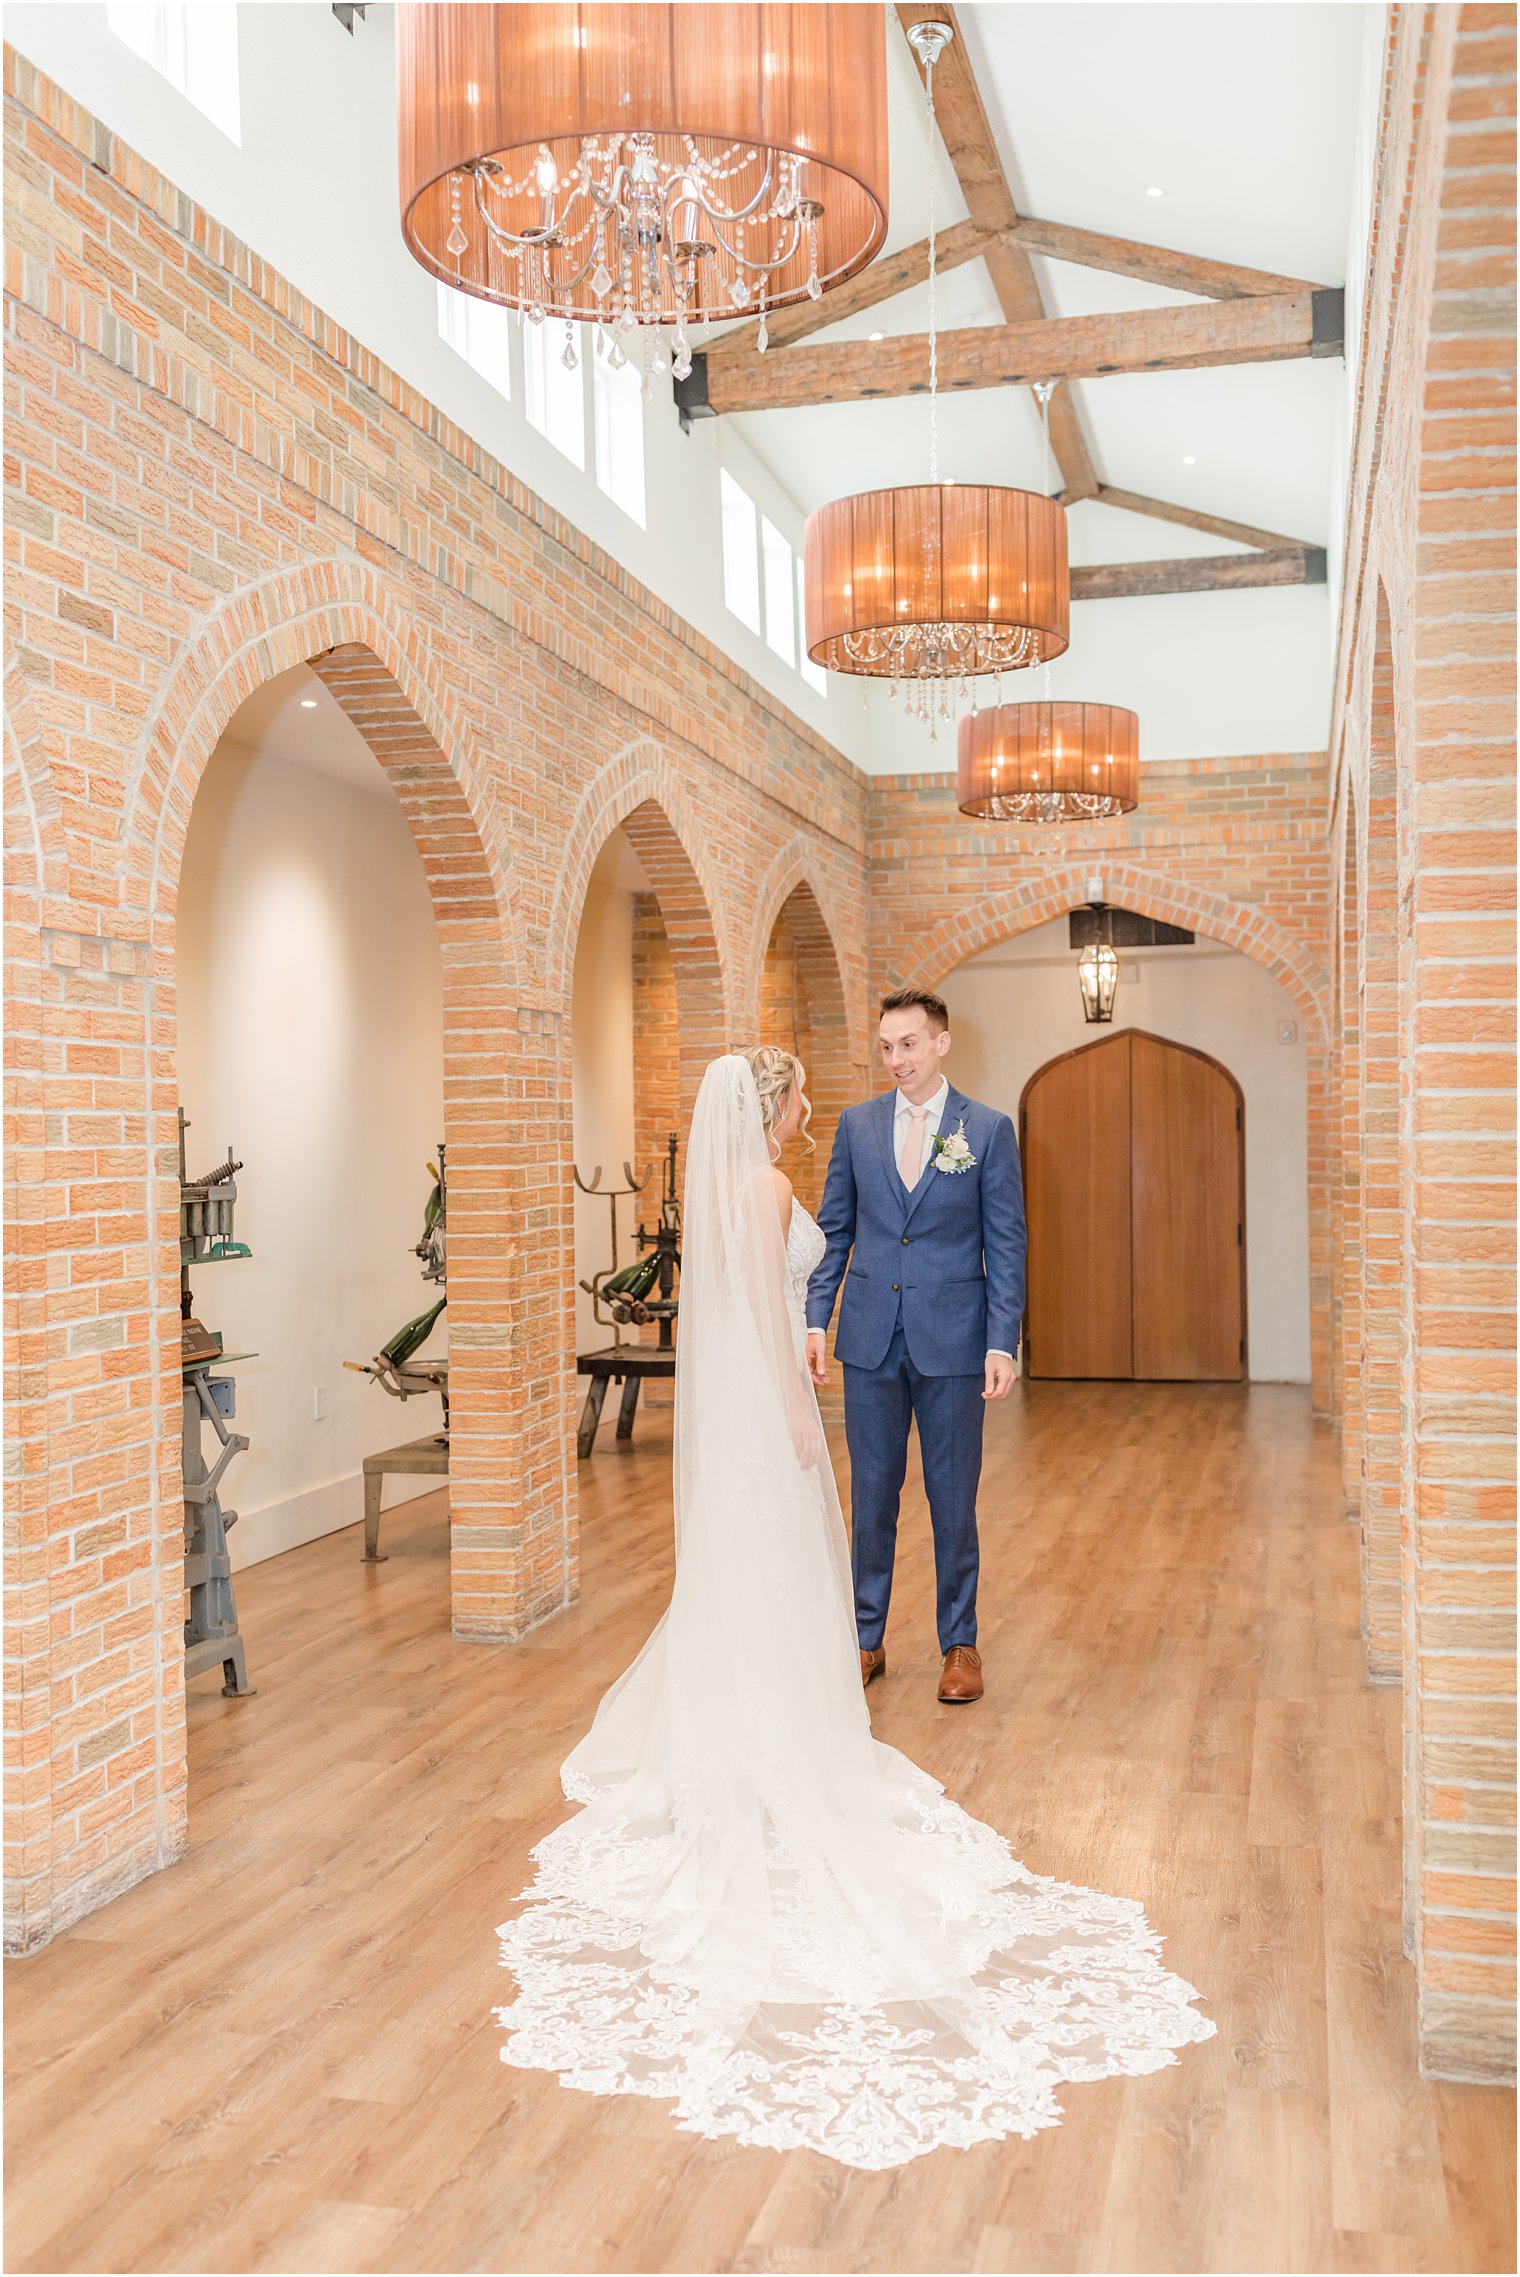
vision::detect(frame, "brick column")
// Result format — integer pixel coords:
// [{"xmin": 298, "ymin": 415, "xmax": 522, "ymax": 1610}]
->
[
  {"xmin": 760, "ymin": 884, "xmax": 852, "ymax": 1217},
  {"xmin": 1406, "ymin": 0, "xmax": 1516, "ymax": 2080}
]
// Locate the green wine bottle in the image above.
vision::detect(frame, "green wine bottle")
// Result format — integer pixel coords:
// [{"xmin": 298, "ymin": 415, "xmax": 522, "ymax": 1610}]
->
[
  {"xmin": 380, "ymin": 1294, "xmax": 447, "ymax": 1366},
  {"xmin": 604, "ymin": 1253, "xmax": 660, "ymax": 1301}
]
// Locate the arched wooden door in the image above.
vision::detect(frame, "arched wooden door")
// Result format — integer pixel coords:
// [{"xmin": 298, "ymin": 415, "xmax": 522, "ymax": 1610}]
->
[{"xmin": 1019, "ymin": 1030, "xmax": 1246, "ymax": 1381}]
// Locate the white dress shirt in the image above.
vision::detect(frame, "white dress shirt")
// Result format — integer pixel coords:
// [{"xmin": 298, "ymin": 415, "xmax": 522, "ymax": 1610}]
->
[{"xmin": 892, "ymin": 1078, "xmax": 1014, "ymax": 1365}]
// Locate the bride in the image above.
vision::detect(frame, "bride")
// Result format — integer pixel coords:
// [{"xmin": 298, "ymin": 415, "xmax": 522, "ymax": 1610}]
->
[{"xmin": 496, "ymin": 1049, "xmax": 1213, "ymax": 2170}]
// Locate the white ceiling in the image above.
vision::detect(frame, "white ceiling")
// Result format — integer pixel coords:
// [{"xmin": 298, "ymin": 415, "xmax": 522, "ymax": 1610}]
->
[
  {"xmin": 728, "ymin": 1, "xmax": 1372, "ymax": 762},
  {"xmin": 219, "ymin": 662, "xmax": 399, "ymax": 801}
]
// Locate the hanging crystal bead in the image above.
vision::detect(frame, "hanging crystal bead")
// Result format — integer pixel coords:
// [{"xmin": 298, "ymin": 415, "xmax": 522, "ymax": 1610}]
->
[{"xmin": 446, "ymin": 172, "xmax": 468, "ymax": 260}]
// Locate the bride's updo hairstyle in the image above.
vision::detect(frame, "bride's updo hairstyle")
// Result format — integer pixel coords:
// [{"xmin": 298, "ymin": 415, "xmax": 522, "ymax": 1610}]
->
[{"xmin": 742, "ymin": 1044, "xmax": 815, "ymax": 1155}]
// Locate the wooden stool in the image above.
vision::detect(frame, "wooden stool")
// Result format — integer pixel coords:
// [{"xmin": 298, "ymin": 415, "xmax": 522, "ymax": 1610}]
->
[{"xmin": 361, "ymin": 1433, "xmax": 448, "ymax": 1561}]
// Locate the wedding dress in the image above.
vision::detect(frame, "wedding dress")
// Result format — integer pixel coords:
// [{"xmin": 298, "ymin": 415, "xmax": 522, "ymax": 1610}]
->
[{"xmin": 496, "ymin": 1055, "xmax": 1213, "ymax": 2170}]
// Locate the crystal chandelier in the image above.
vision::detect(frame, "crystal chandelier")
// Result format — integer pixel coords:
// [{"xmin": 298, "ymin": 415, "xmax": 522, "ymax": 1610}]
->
[
  {"xmin": 396, "ymin": 5, "xmax": 889, "ymax": 380},
  {"xmin": 957, "ymin": 701, "xmax": 1141, "ymax": 823},
  {"xmin": 801, "ymin": 21, "xmax": 1069, "ymax": 732}
]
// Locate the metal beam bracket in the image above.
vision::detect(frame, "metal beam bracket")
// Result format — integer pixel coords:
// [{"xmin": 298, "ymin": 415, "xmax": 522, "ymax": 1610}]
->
[
  {"xmin": 1310, "ymin": 287, "xmax": 1346, "ymax": 358},
  {"xmin": 673, "ymin": 354, "xmax": 715, "ymax": 430}
]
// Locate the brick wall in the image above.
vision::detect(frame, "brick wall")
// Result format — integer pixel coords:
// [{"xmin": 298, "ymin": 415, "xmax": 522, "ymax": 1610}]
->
[
  {"xmin": 1, "ymin": 51, "xmax": 873, "ymax": 1951},
  {"xmin": 1328, "ymin": 3, "xmax": 1516, "ymax": 2081}
]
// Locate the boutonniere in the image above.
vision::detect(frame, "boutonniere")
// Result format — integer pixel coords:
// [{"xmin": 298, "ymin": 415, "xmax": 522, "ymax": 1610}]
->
[{"xmin": 932, "ymin": 1118, "xmax": 977, "ymax": 1174}]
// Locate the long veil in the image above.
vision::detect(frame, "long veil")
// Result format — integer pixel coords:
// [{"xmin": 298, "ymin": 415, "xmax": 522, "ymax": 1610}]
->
[{"xmin": 497, "ymin": 1055, "xmax": 1213, "ymax": 2168}]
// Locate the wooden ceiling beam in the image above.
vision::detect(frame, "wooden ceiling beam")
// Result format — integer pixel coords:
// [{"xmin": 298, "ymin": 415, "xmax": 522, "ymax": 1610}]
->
[
  {"xmin": 709, "ymin": 213, "xmax": 1322, "ymax": 371},
  {"xmin": 1070, "ymin": 547, "xmax": 1327, "ymax": 600},
  {"xmin": 712, "ymin": 220, "xmax": 989, "ymax": 360},
  {"xmin": 895, "ymin": 1, "xmax": 1100, "ymax": 500},
  {"xmin": 1007, "ymin": 216, "xmax": 1321, "ymax": 302},
  {"xmin": 1091, "ymin": 485, "xmax": 1315, "ymax": 553},
  {"xmin": 695, "ymin": 291, "xmax": 1339, "ymax": 415}
]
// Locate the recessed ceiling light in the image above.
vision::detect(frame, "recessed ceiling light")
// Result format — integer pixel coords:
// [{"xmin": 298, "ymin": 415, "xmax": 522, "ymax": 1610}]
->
[
  {"xmin": 869, "ymin": 330, "xmax": 883, "ymax": 341},
  {"xmin": 1181, "ymin": 454, "xmax": 1197, "ymax": 466},
  {"xmin": 300, "ymin": 698, "xmax": 318, "ymax": 708},
  {"xmin": 1146, "ymin": 185, "xmax": 1165, "ymax": 198}
]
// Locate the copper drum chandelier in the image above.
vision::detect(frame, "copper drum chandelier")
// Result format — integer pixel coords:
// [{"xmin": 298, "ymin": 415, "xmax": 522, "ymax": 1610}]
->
[
  {"xmin": 956, "ymin": 701, "xmax": 1141, "ymax": 824},
  {"xmin": 395, "ymin": 4, "xmax": 889, "ymax": 376},
  {"xmin": 800, "ymin": 21, "xmax": 1069, "ymax": 732},
  {"xmin": 804, "ymin": 482, "xmax": 1069, "ymax": 716}
]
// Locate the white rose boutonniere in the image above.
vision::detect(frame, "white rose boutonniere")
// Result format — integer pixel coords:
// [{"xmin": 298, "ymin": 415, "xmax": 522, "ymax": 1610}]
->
[{"xmin": 932, "ymin": 1118, "xmax": 977, "ymax": 1174}]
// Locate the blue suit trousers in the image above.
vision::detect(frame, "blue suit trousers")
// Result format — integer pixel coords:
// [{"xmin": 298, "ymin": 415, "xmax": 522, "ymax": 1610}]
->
[{"xmin": 843, "ymin": 1322, "xmax": 985, "ymax": 1655}]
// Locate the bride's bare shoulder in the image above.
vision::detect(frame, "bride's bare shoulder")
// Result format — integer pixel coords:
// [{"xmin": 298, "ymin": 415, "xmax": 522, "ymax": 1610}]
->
[{"xmin": 768, "ymin": 1163, "xmax": 794, "ymax": 1234}]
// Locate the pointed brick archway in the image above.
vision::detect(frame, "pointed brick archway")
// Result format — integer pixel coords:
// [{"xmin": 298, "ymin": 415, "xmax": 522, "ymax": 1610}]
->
[
  {"xmin": 548, "ymin": 744, "xmax": 738, "ymax": 1166},
  {"xmin": 891, "ymin": 862, "xmax": 1331, "ymax": 1044},
  {"xmin": 889, "ymin": 859, "xmax": 1333, "ymax": 1412},
  {"xmin": 2, "ymin": 569, "xmax": 555, "ymax": 1954},
  {"xmin": 1356, "ymin": 583, "xmax": 1405, "ymax": 1682}
]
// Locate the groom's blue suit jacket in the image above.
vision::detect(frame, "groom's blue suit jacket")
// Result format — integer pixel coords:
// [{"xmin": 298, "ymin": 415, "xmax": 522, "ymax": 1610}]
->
[{"xmin": 806, "ymin": 1086, "xmax": 1027, "ymax": 1377}]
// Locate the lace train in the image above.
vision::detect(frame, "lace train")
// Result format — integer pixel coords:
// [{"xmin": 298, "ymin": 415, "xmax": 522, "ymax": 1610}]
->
[
  {"xmin": 494, "ymin": 1142, "xmax": 1214, "ymax": 2170},
  {"xmin": 496, "ymin": 1766, "xmax": 1214, "ymax": 2170}
]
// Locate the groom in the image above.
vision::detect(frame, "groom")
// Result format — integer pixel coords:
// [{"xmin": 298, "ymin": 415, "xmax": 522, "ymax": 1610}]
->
[{"xmin": 805, "ymin": 989, "xmax": 1027, "ymax": 1704}]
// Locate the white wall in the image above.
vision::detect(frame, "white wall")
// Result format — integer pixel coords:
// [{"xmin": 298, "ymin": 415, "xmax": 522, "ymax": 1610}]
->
[
  {"xmin": 940, "ymin": 913, "xmax": 1310, "ymax": 1381},
  {"xmin": 570, "ymin": 834, "xmax": 641, "ymax": 1356},
  {"xmin": 177, "ymin": 729, "xmax": 448, "ymax": 1568}
]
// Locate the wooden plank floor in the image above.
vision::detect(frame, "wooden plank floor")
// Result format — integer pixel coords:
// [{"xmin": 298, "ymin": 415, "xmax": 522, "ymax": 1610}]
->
[{"xmin": 6, "ymin": 1383, "xmax": 1514, "ymax": 2275}]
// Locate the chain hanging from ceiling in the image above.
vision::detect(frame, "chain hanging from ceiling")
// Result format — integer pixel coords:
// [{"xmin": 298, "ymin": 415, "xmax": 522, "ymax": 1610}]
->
[{"xmin": 800, "ymin": 20, "xmax": 1070, "ymax": 735}]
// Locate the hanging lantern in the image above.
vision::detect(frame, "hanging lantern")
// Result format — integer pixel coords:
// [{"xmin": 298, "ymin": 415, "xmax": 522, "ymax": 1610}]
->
[
  {"xmin": 957, "ymin": 701, "xmax": 1140, "ymax": 823},
  {"xmin": 1077, "ymin": 939, "xmax": 1120, "ymax": 1024},
  {"xmin": 396, "ymin": 5, "xmax": 889, "ymax": 375},
  {"xmin": 800, "ymin": 20, "xmax": 1069, "ymax": 732}
]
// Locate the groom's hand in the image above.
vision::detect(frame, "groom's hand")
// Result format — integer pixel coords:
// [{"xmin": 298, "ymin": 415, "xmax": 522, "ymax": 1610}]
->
[
  {"xmin": 983, "ymin": 1353, "xmax": 1015, "ymax": 1401},
  {"xmin": 806, "ymin": 1330, "xmax": 828, "ymax": 1384}
]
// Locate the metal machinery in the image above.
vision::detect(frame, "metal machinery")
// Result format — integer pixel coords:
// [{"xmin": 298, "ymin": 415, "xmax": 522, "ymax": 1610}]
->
[
  {"xmin": 573, "ymin": 1129, "xmax": 683, "ymax": 1457},
  {"xmin": 345, "ymin": 1145, "xmax": 449, "ymax": 1425},
  {"xmin": 178, "ymin": 1110, "xmax": 255, "ymax": 1697},
  {"xmin": 344, "ymin": 1147, "xmax": 449, "ymax": 1561}
]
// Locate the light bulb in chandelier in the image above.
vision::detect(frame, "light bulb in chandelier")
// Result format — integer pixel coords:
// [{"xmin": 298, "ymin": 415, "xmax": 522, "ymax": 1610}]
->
[{"xmin": 396, "ymin": 5, "xmax": 888, "ymax": 335}]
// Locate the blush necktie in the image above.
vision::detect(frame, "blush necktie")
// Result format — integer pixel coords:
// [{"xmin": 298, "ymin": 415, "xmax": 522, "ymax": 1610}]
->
[{"xmin": 899, "ymin": 1104, "xmax": 930, "ymax": 1188}]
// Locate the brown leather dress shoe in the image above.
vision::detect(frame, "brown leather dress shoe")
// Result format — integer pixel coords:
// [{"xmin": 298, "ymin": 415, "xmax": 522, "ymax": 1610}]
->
[
  {"xmin": 860, "ymin": 1646, "xmax": 887, "ymax": 1689},
  {"xmin": 938, "ymin": 1646, "xmax": 983, "ymax": 1703}
]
